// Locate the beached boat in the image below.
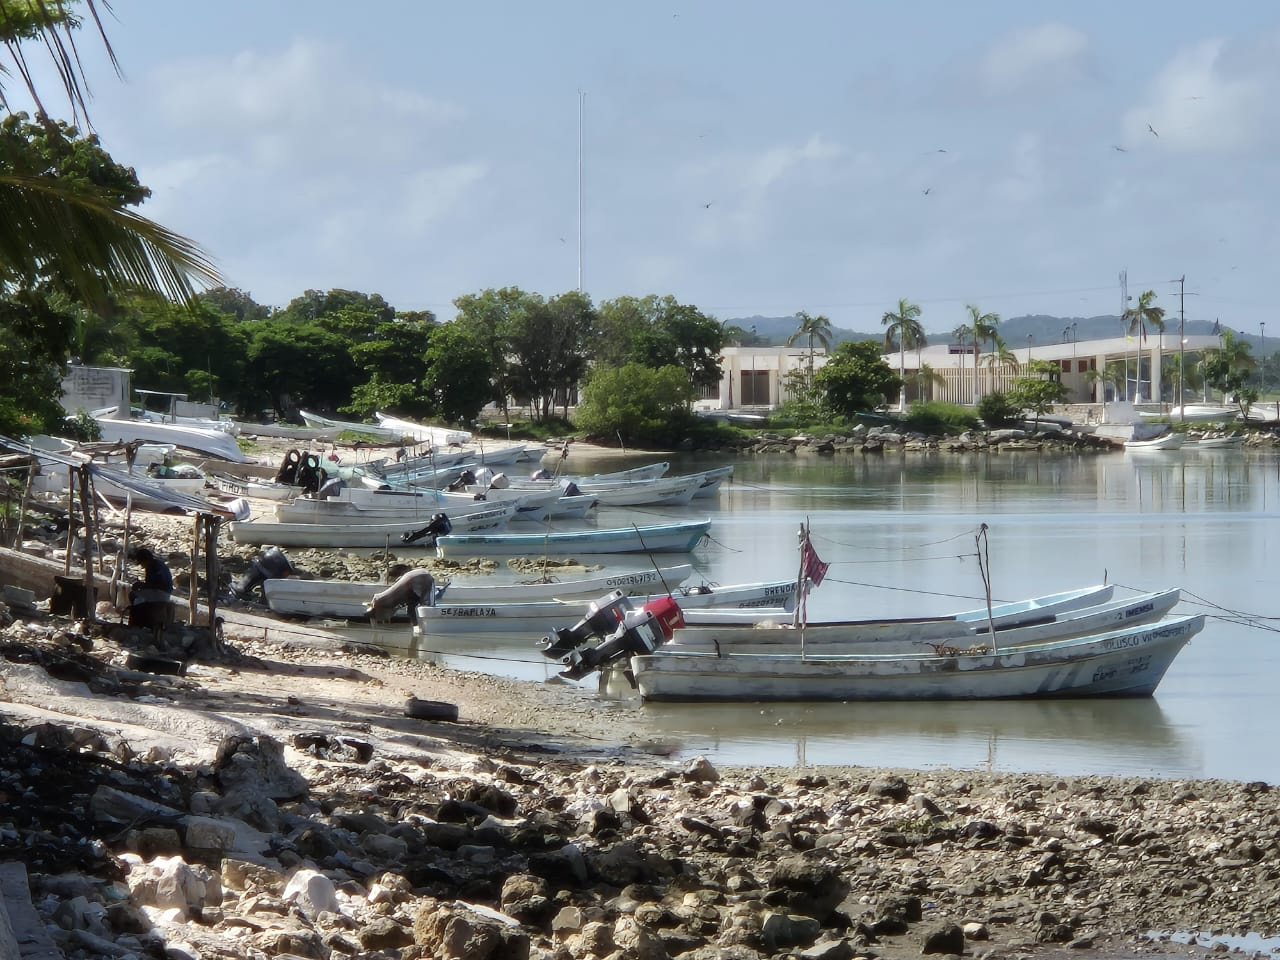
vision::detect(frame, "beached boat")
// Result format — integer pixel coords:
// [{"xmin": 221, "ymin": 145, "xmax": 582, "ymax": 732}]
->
[
  {"xmin": 1187, "ymin": 434, "xmax": 1245, "ymax": 448},
  {"xmin": 92, "ymin": 415, "xmax": 250, "ymax": 463},
  {"xmin": 210, "ymin": 474, "xmax": 297, "ymax": 500},
  {"xmin": 299, "ymin": 410, "xmax": 406, "ymax": 441},
  {"xmin": 434, "ymin": 518, "xmax": 712, "ymax": 557},
  {"xmin": 227, "ymin": 500, "xmax": 518, "ymax": 547},
  {"xmin": 271, "ymin": 486, "xmax": 557, "ymax": 525},
  {"xmin": 262, "ymin": 563, "xmax": 696, "ymax": 620},
  {"xmin": 694, "ymin": 465, "xmax": 734, "ymax": 498},
  {"xmin": 374, "ymin": 412, "xmax": 472, "ymax": 447},
  {"xmin": 413, "ymin": 577, "xmax": 797, "ymax": 632},
  {"xmin": 1125, "ymin": 431, "xmax": 1186, "ymax": 451}
]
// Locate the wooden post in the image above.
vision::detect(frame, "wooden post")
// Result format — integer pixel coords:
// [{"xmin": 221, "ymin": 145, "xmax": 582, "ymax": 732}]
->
[
  {"xmin": 204, "ymin": 515, "xmax": 221, "ymax": 627},
  {"xmin": 189, "ymin": 515, "xmax": 200, "ymax": 624},
  {"xmin": 14, "ymin": 459, "xmax": 36, "ymax": 549},
  {"xmin": 78, "ymin": 467, "xmax": 94, "ymax": 618},
  {"xmin": 64, "ymin": 465, "xmax": 76, "ymax": 575}
]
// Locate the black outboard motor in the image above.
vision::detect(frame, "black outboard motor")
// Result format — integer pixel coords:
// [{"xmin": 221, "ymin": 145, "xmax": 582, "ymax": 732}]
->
[
  {"xmin": 233, "ymin": 547, "xmax": 295, "ymax": 600},
  {"xmin": 445, "ymin": 469, "xmax": 476, "ymax": 492},
  {"xmin": 401, "ymin": 513, "xmax": 452, "ymax": 546},
  {"xmin": 315, "ymin": 477, "xmax": 346, "ymax": 500},
  {"xmin": 297, "ymin": 452, "xmax": 326, "ymax": 494},
  {"xmin": 275, "ymin": 449, "xmax": 302, "ymax": 485},
  {"xmin": 540, "ymin": 590, "xmax": 631, "ymax": 660}
]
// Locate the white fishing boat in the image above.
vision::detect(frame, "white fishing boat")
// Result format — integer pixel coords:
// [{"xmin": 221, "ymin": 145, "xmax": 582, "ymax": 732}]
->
[
  {"xmin": 435, "ymin": 518, "xmax": 713, "ymax": 557},
  {"xmin": 661, "ymin": 587, "xmax": 1181, "ymax": 655},
  {"xmin": 210, "ymin": 474, "xmax": 297, "ymax": 501},
  {"xmin": 227, "ymin": 500, "xmax": 518, "ymax": 547},
  {"xmin": 299, "ymin": 410, "xmax": 406, "ymax": 441},
  {"xmin": 624, "ymin": 614, "xmax": 1204, "ymax": 701},
  {"xmin": 1124, "ymin": 431, "xmax": 1186, "ymax": 451},
  {"xmin": 1187, "ymin": 434, "xmax": 1246, "ymax": 449},
  {"xmin": 271, "ymin": 486, "xmax": 537, "ymax": 525},
  {"xmin": 694, "ymin": 465, "xmax": 734, "ymax": 497},
  {"xmin": 1136, "ymin": 403, "xmax": 1238, "ymax": 423},
  {"xmin": 375, "ymin": 412, "xmax": 472, "ymax": 446},
  {"xmin": 499, "ymin": 471, "xmax": 707, "ymax": 508},
  {"xmin": 261, "ymin": 563, "xmax": 696, "ymax": 620},
  {"xmin": 413, "ymin": 577, "xmax": 797, "ymax": 633}
]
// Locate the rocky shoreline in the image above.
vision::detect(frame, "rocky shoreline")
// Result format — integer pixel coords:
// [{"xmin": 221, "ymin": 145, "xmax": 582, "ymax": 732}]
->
[
  {"xmin": 3, "ymin": 611, "xmax": 1278, "ymax": 960},
  {"xmin": 1, "ymin": 433, "xmax": 1277, "ymax": 959}
]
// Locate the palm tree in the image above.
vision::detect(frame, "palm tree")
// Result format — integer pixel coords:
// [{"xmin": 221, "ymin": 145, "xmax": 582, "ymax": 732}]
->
[
  {"xmin": 786, "ymin": 311, "xmax": 833, "ymax": 381},
  {"xmin": 1121, "ymin": 290, "xmax": 1166, "ymax": 402},
  {"xmin": 0, "ymin": 2, "xmax": 219, "ymax": 305},
  {"xmin": 966, "ymin": 304, "xmax": 1001, "ymax": 404},
  {"xmin": 882, "ymin": 298, "xmax": 924, "ymax": 411},
  {"xmin": 981, "ymin": 342, "xmax": 1020, "ymax": 392},
  {"xmin": 911, "ymin": 363, "xmax": 946, "ymax": 402},
  {"xmin": 952, "ymin": 322, "xmax": 974, "ymax": 404}
]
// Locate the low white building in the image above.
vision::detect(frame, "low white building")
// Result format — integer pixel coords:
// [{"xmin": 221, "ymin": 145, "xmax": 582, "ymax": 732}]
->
[
  {"xmin": 698, "ymin": 334, "xmax": 1225, "ymax": 414},
  {"xmin": 695, "ymin": 345, "xmax": 830, "ymax": 414}
]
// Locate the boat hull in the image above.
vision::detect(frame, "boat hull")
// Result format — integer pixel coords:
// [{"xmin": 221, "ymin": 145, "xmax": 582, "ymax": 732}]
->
[
  {"xmin": 262, "ymin": 564, "xmax": 696, "ymax": 619},
  {"xmin": 228, "ymin": 502, "xmax": 516, "ymax": 547},
  {"xmin": 629, "ymin": 615, "xmax": 1203, "ymax": 702},
  {"xmin": 434, "ymin": 519, "xmax": 712, "ymax": 557}
]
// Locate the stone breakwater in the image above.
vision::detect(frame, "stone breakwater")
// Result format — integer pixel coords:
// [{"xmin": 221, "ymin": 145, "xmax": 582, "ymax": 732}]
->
[{"xmin": 2, "ymin": 616, "xmax": 1278, "ymax": 960}]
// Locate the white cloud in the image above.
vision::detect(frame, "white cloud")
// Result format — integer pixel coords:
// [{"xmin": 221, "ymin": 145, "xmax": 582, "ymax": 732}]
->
[
  {"xmin": 1124, "ymin": 39, "xmax": 1268, "ymax": 152},
  {"xmin": 980, "ymin": 23, "xmax": 1089, "ymax": 95}
]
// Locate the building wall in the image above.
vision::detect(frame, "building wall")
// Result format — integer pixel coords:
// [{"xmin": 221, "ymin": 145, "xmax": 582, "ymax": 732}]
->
[{"xmin": 60, "ymin": 365, "xmax": 131, "ymax": 416}]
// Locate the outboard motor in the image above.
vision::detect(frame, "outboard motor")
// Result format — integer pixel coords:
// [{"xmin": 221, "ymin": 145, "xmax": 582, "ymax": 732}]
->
[
  {"xmin": 233, "ymin": 547, "xmax": 295, "ymax": 600},
  {"xmin": 315, "ymin": 476, "xmax": 346, "ymax": 501},
  {"xmin": 445, "ymin": 469, "xmax": 476, "ymax": 492},
  {"xmin": 540, "ymin": 590, "xmax": 632, "ymax": 661},
  {"xmin": 530, "ymin": 468, "xmax": 553, "ymax": 481},
  {"xmin": 557, "ymin": 596, "xmax": 686, "ymax": 681},
  {"xmin": 297, "ymin": 452, "xmax": 326, "ymax": 494},
  {"xmin": 274, "ymin": 449, "xmax": 302, "ymax": 485},
  {"xmin": 400, "ymin": 513, "xmax": 452, "ymax": 546},
  {"xmin": 562, "ymin": 481, "xmax": 582, "ymax": 497},
  {"xmin": 488, "ymin": 472, "xmax": 509, "ymax": 489}
]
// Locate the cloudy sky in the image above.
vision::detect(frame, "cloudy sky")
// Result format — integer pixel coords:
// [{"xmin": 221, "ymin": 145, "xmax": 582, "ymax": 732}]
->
[{"xmin": 14, "ymin": 2, "xmax": 1280, "ymax": 335}]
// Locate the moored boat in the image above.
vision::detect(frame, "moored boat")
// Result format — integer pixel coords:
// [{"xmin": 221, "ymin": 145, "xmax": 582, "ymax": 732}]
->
[{"xmin": 434, "ymin": 518, "xmax": 712, "ymax": 557}]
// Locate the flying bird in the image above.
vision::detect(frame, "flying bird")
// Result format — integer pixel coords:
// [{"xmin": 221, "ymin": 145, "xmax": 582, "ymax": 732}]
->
[
  {"xmin": 1112, "ymin": 145, "xmax": 1127, "ymax": 152},
  {"xmin": 922, "ymin": 187, "xmax": 932, "ymax": 196},
  {"xmin": 1147, "ymin": 123, "xmax": 1159, "ymax": 137},
  {"xmin": 702, "ymin": 201, "xmax": 713, "ymax": 209}
]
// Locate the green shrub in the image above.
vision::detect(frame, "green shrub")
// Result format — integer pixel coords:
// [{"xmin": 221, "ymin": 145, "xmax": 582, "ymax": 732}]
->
[
  {"xmin": 902, "ymin": 401, "xmax": 979, "ymax": 436},
  {"xmin": 976, "ymin": 391, "xmax": 1020, "ymax": 428},
  {"xmin": 63, "ymin": 410, "xmax": 102, "ymax": 442}
]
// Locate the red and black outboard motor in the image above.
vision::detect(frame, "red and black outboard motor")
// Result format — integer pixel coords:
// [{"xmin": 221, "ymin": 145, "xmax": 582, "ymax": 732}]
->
[
  {"xmin": 400, "ymin": 513, "xmax": 452, "ymax": 546},
  {"xmin": 558, "ymin": 596, "xmax": 685, "ymax": 681},
  {"xmin": 540, "ymin": 590, "xmax": 632, "ymax": 661}
]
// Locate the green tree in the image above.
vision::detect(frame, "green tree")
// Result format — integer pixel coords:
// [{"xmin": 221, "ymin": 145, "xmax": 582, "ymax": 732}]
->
[
  {"xmin": 813, "ymin": 340, "xmax": 902, "ymax": 417},
  {"xmin": 344, "ymin": 312, "xmax": 438, "ymax": 420},
  {"xmin": 453, "ymin": 286, "xmax": 532, "ymax": 420},
  {"xmin": 881, "ymin": 298, "xmax": 925, "ymax": 411},
  {"xmin": 1122, "ymin": 289, "xmax": 1165, "ymax": 401},
  {"xmin": 113, "ymin": 294, "xmax": 249, "ymax": 403},
  {"xmin": 504, "ymin": 290, "xmax": 596, "ymax": 420},
  {"xmin": 575, "ymin": 362, "xmax": 696, "ymax": 446},
  {"xmin": 786, "ymin": 311, "xmax": 833, "ymax": 381},
  {"xmin": 1007, "ymin": 359, "xmax": 1068, "ymax": 430},
  {"xmin": 198, "ymin": 286, "xmax": 273, "ymax": 323},
  {"xmin": 1201, "ymin": 328, "xmax": 1257, "ymax": 419},
  {"xmin": 419, "ymin": 323, "xmax": 495, "ymax": 425},
  {"xmin": 600, "ymin": 294, "xmax": 724, "ymax": 390}
]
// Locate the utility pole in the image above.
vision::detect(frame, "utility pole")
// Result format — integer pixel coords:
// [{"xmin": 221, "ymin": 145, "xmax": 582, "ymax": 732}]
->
[
  {"xmin": 1178, "ymin": 275, "xmax": 1185, "ymax": 423},
  {"xmin": 1120, "ymin": 270, "xmax": 1130, "ymax": 401}
]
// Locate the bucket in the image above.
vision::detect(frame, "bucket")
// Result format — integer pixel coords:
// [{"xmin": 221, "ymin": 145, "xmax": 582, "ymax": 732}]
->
[{"xmin": 51, "ymin": 575, "xmax": 96, "ymax": 619}]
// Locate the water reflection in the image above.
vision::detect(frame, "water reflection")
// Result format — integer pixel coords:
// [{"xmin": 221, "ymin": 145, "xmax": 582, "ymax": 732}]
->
[{"xmin": 613, "ymin": 687, "xmax": 1200, "ymax": 778}]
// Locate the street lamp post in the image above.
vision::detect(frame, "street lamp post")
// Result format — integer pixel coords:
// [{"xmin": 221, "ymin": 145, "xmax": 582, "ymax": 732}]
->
[{"xmin": 1262, "ymin": 322, "xmax": 1267, "ymax": 399}]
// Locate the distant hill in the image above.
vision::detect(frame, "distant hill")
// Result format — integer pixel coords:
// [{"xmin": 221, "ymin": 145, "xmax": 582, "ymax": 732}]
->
[{"xmin": 727, "ymin": 313, "xmax": 1233, "ymax": 349}]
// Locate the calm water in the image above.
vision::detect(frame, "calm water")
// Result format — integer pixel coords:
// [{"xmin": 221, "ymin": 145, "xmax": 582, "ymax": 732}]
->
[{"xmin": 351, "ymin": 445, "xmax": 1280, "ymax": 783}]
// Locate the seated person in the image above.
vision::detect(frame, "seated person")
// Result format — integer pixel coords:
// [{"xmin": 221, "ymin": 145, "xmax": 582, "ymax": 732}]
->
[{"xmin": 128, "ymin": 547, "xmax": 174, "ymax": 628}]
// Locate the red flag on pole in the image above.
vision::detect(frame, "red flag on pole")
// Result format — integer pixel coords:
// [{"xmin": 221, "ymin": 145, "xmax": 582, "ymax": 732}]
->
[{"xmin": 801, "ymin": 536, "xmax": 828, "ymax": 586}]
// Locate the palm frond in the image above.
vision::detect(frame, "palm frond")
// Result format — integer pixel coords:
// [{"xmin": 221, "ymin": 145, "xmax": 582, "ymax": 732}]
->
[{"xmin": 0, "ymin": 171, "xmax": 220, "ymax": 304}]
